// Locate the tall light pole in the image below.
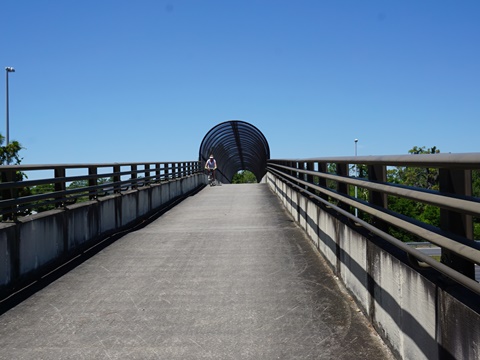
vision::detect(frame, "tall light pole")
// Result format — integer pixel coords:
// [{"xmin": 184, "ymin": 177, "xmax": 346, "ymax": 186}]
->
[
  {"xmin": 354, "ymin": 139, "xmax": 358, "ymax": 217},
  {"xmin": 5, "ymin": 67, "xmax": 15, "ymax": 145}
]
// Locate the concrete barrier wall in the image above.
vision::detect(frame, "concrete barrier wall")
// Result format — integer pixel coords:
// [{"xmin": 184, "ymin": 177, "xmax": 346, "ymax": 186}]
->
[
  {"xmin": 0, "ymin": 174, "xmax": 204, "ymax": 299},
  {"xmin": 267, "ymin": 172, "xmax": 480, "ymax": 360}
]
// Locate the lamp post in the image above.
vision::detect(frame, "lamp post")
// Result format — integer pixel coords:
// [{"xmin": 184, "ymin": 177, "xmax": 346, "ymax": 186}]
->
[
  {"xmin": 5, "ymin": 67, "xmax": 15, "ymax": 145},
  {"xmin": 354, "ymin": 139, "xmax": 358, "ymax": 217}
]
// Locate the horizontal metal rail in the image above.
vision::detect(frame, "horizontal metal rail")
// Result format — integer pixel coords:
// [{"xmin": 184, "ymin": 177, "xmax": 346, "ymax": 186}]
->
[
  {"xmin": 0, "ymin": 161, "xmax": 201, "ymax": 219},
  {"xmin": 267, "ymin": 153, "xmax": 480, "ymax": 295}
]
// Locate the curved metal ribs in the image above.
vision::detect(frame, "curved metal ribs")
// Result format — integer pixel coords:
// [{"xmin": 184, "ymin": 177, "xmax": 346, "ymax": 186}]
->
[{"xmin": 199, "ymin": 120, "xmax": 270, "ymax": 183}]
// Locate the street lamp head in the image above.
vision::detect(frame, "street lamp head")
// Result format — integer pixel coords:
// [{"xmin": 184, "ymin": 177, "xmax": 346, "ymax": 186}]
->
[
  {"xmin": 354, "ymin": 139, "xmax": 358, "ymax": 143},
  {"xmin": 5, "ymin": 67, "xmax": 15, "ymax": 72}
]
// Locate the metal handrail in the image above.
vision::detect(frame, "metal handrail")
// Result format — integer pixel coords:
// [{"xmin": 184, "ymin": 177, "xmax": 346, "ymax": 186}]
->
[
  {"xmin": 0, "ymin": 161, "xmax": 201, "ymax": 219},
  {"xmin": 267, "ymin": 153, "xmax": 480, "ymax": 295}
]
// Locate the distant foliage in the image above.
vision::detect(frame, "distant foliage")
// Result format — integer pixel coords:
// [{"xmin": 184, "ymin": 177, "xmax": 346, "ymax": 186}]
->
[
  {"xmin": 26, "ymin": 177, "xmax": 115, "ymax": 215},
  {"xmin": 0, "ymin": 135, "xmax": 30, "ymax": 219},
  {"xmin": 385, "ymin": 146, "xmax": 479, "ymax": 241},
  {"xmin": 232, "ymin": 170, "xmax": 257, "ymax": 184},
  {"xmin": 0, "ymin": 134, "xmax": 23, "ymax": 165}
]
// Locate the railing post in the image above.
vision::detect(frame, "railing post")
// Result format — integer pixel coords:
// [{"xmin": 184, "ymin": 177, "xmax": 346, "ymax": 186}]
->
[
  {"xmin": 54, "ymin": 167, "xmax": 66, "ymax": 207},
  {"xmin": 336, "ymin": 163, "xmax": 349, "ymax": 212},
  {"xmin": 131, "ymin": 165, "xmax": 137, "ymax": 189},
  {"xmin": 288, "ymin": 161, "xmax": 294, "ymax": 179},
  {"xmin": 317, "ymin": 162, "xmax": 328, "ymax": 202},
  {"xmin": 291, "ymin": 161, "xmax": 300, "ymax": 187},
  {"xmin": 368, "ymin": 164, "xmax": 388, "ymax": 232},
  {"xmin": 145, "ymin": 164, "xmax": 151, "ymax": 185},
  {"xmin": 88, "ymin": 166, "xmax": 97, "ymax": 200},
  {"xmin": 113, "ymin": 165, "xmax": 121, "ymax": 193},
  {"xmin": 1, "ymin": 168, "xmax": 15, "ymax": 220},
  {"xmin": 163, "ymin": 163, "xmax": 168, "ymax": 181},
  {"xmin": 439, "ymin": 168, "xmax": 475, "ymax": 279},
  {"xmin": 306, "ymin": 161, "xmax": 314, "ymax": 190},
  {"xmin": 155, "ymin": 163, "xmax": 161, "ymax": 182}
]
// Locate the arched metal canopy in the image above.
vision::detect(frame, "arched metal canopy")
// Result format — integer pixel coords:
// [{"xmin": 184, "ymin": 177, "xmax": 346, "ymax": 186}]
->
[{"xmin": 199, "ymin": 120, "xmax": 270, "ymax": 183}]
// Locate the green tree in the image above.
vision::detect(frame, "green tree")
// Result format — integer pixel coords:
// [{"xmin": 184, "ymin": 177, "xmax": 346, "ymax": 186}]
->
[
  {"xmin": 30, "ymin": 183, "xmax": 55, "ymax": 213},
  {"xmin": 0, "ymin": 135, "xmax": 29, "ymax": 219},
  {"xmin": 0, "ymin": 135, "xmax": 23, "ymax": 165},
  {"xmin": 232, "ymin": 170, "xmax": 257, "ymax": 184},
  {"xmin": 398, "ymin": 146, "xmax": 440, "ymax": 190},
  {"xmin": 387, "ymin": 146, "xmax": 441, "ymax": 242}
]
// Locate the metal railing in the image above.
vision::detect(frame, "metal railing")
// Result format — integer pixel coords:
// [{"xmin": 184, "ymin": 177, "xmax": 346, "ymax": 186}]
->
[
  {"xmin": 0, "ymin": 161, "xmax": 201, "ymax": 220},
  {"xmin": 267, "ymin": 153, "xmax": 480, "ymax": 295}
]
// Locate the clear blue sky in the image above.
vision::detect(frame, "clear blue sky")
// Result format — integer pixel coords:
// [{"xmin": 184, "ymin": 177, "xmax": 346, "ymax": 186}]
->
[{"xmin": 2, "ymin": 0, "xmax": 479, "ymax": 165}]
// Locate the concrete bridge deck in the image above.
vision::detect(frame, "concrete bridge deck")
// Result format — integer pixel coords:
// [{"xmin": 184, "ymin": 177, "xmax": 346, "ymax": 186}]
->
[{"xmin": 0, "ymin": 184, "xmax": 394, "ymax": 359}]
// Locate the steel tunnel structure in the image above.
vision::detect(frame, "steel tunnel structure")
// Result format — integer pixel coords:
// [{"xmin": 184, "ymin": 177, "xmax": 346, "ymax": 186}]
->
[{"xmin": 199, "ymin": 120, "xmax": 270, "ymax": 183}]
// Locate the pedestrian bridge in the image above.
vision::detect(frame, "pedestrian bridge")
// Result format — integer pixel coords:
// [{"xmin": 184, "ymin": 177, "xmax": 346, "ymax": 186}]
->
[{"xmin": 1, "ymin": 120, "xmax": 480, "ymax": 359}]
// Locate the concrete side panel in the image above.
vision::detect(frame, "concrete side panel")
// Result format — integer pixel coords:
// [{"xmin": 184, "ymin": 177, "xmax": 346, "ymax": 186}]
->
[
  {"xmin": 288, "ymin": 187, "xmax": 298, "ymax": 221},
  {"xmin": 161, "ymin": 182, "xmax": 172, "ymax": 204},
  {"xmin": 188, "ymin": 176, "xmax": 199, "ymax": 192},
  {"xmin": 98, "ymin": 195, "xmax": 118, "ymax": 234},
  {"xmin": 279, "ymin": 180, "xmax": 288, "ymax": 209},
  {"xmin": 0, "ymin": 223, "xmax": 15, "ymax": 287},
  {"xmin": 337, "ymin": 222, "xmax": 370, "ymax": 316},
  {"xmin": 168, "ymin": 181, "xmax": 176, "ymax": 201},
  {"xmin": 18, "ymin": 211, "xmax": 65, "ymax": 276},
  {"xmin": 298, "ymin": 193, "xmax": 307, "ymax": 231},
  {"xmin": 151, "ymin": 184, "xmax": 163, "ymax": 209},
  {"xmin": 195, "ymin": 174, "xmax": 202, "ymax": 187},
  {"xmin": 317, "ymin": 207, "xmax": 337, "ymax": 267},
  {"xmin": 372, "ymin": 249, "xmax": 438, "ymax": 360},
  {"xmin": 438, "ymin": 291, "xmax": 480, "ymax": 360},
  {"xmin": 181, "ymin": 177, "xmax": 189, "ymax": 194},
  {"xmin": 138, "ymin": 186, "xmax": 151, "ymax": 217},
  {"xmin": 121, "ymin": 190, "xmax": 138, "ymax": 227},
  {"xmin": 278, "ymin": 179, "xmax": 286, "ymax": 208},
  {"xmin": 173, "ymin": 180, "xmax": 181, "ymax": 198},
  {"xmin": 305, "ymin": 199, "xmax": 319, "ymax": 249},
  {"xmin": 66, "ymin": 201, "xmax": 99, "ymax": 250}
]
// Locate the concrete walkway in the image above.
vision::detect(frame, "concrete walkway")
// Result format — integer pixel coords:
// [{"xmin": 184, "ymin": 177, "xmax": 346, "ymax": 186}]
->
[{"xmin": 0, "ymin": 184, "xmax": 394, "ymax": 359}]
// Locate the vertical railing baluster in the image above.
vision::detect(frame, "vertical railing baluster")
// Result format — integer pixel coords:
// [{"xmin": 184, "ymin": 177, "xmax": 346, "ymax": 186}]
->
[
  {"xmin": 336, "ymin": 163, "xmax": 349, "ymax": 212},
  {"xmin": 131, "ymin": 164, "xmax": 137, "ymax": 189},
  {"xmin": 1, "ymin": 168, "xmax": 15, "ymax": 220},
  {"xmin": 439, "ymin": 168, "xmax": 475, "ymax": 279},
  {"xmin": 54, "ymin": 167, "xmax": 66, "ymax": 208},
  {"xmin": 155, "ymin": 163, "xmax": 161, "ymax": 182},
  {"xmin": 88, "ymin": 166, "xmax": 97, "ymax": 200},
  {"xmin": 306, "ymin": 161, "xmax": 314, "ymax": 189},
  {"xmin": 317, "ymin": 162, "xmax": 328, "ymax": 202},
  {"xmin": 113, "ymin": 165, "xmax": 121, "ymax": 193},
  {"xmin": 368, "ymin": 164, "xmax": 387, "ymax": 232},
  {"xmin": 145, "ymin": 163, "xmax": 151, "ymax": 185}
]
